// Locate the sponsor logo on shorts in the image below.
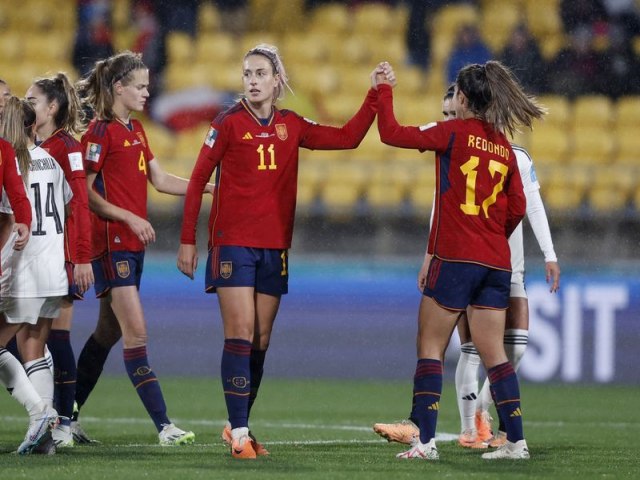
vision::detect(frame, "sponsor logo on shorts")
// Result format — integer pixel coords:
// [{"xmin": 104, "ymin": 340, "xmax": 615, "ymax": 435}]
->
[
  {"xmin": 275, "ymin": 123, "xmax": 288, "ymax": 140},
  {"xmin": 220, "ymin": 261, "xmax": 232, "ymax": 279},
  {"xmin": 116, "ymin": 260, "xmax": 131, "ymax": 278}
]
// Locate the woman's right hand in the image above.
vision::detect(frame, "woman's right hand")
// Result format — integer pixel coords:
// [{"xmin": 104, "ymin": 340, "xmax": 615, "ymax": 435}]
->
[
  {"xmin": 125, "ymin": 212, "xmax": 156, "ymax": 246},
  {"xmin": 177, "ymin": 243, "xmax": 198, "ymax": 280}
]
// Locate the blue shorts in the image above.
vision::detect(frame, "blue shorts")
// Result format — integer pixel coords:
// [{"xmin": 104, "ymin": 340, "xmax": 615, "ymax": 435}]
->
[
  {"xmin": 65, "ymin": 262, "xmax": 84, "ymax": 301},
  {"xmin": 423, "ymin": 258, "xmax": 510, "ymax": 311},
  {"xmin": 92, "ymin": 251, "xmax": 145, "ymax": 298},
  {"xmin": 205, "ymin": 246, "xmax": 288, "ymax": 297}
]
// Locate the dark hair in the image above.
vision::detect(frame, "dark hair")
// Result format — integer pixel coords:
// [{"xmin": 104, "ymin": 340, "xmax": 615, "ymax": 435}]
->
[
  {"xmin": 456, "ymin": 61, "xmax": 546, "ymax": 136},
  {"xmin": 443, "ymin": 83, "xmax": 455, "ymax": 100},
  {"xmin": 33, "ymin": 72, "xmax": 86, "ymax": 135},
  {"xmin": 1, "ymin": 96, "xmax": 36, "ymax": 185},
  {"xmin": 77, "ymin": 50, "xmax": 147, "ymax": 121}
]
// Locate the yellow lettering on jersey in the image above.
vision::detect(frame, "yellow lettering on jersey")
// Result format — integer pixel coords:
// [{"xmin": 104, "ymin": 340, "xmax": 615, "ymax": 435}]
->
[
  {"xmin": 467, "ymin": 135, "xmax": 510, "ymax": 160},
  {"xmin": 460, "ymin": 156, "xmax": 508, "ymax": 218},
  {"xmin": 257, "ymin": 143, "xmax": 277, "ymax": 171},
  {"xmin": 460, "ymin": 156, "xmax": 481, "ymax": 215},
  {"xmin": 138, "ymin": 151, "xmax": 147, "ymax": 175},
  {"xmin": 481, "ymin": 160, "xmax": 508, "ymax": 217}
]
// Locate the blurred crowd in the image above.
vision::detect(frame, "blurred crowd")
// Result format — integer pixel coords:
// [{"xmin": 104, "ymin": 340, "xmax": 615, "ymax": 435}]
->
[{"xmin": 72, "ymin": 0, "xmax": 640, "ymax": 111}]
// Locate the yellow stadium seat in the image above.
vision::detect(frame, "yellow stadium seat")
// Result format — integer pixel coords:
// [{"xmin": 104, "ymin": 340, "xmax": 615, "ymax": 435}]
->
[
  {"xmin": 139, "ymin": 121, "xmax": 176, "ymax": 161},
  {"xmin": 571, "ymin": 95, "xmax": 614, "ymax": 130},
  {"xmin": 587, "ymin": 166, "xmax": 634, "ymax": 212},
  {"xmin": 167, "ymin": 32, "xmax": 196, "ymax": 66},
  {"xmin": 197, "ymin": 2, "xmax": 221, "ymax": 33},
  {"xmin": 240, "ymin": 33, "xmax": 281, "ymax": 57},
  {"xmin": 353, "ymin": 3, "xmax": 397, "ymax": 35},
  {"xmin": 323, "ymin": 92, "xmax": 368, "ymax": 124},
  {"xmin": 309, "ymin": 3, "xmax": 351, "ymax": 34},
  {"xmin": 537, "ymin": 95, "xmax": 571, "ymax": 129},
  {"xmin": 615, "ymin": 127, "xmax": 640, "ymax": 162},
  {"xmin": 615, "ymin": 96, "xmax": 640, "ymax": 127},
  {"xmin": 296, "ymin": 179, "xmax": 319, "ymax": 209},
  {"xmin": 525, "ymin": 0, "xmax": 562, "ymax": 40},
  {"xmin": 370, "ymin": 34, "xmax": 406, "ymax": 67},
  {"xmin": 541, "ymin": 167, "xmax": 588, "ymax": 211},
  {"xmin": 480, "ymin": 2, "xmax": 520, "ymax": 53},
  {"xmin": 282, "ymin": 32, "xmax": 332, "ymax": 66},
  {"xmin": 330, "ymin": 35, "xmax": 373, "ymax": 66},
  {"xmin": 528, "ymin": 125, "xmax": 570, "ymax": 166},
  {"xmin": 366, "ymin": 182, "xmax": 406, "ymax": 211},
  {"xmin": 320, "ymin": 183, "xmax": 361, "ymax": 214},
  {"xmin": 395, "ymin": 93, "xmax": 443, "ymax": 125},
  {"xmin": 570, "ymin": 128, "xmax": 615, "ymax": 165},
  {"xmin": 432, "ymin": 4, "xmax": 480, "ymax": 41},
  {"xmin": 351, "ymin": 132, "xmax": 396, "ymax": 163},
  {"xmin": 196, "ymin": 32, "xmax": 237, "ymax": 65}
]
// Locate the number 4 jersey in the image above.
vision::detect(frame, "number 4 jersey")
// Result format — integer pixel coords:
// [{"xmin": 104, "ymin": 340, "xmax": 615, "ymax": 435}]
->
[
  {"xmin": 0, "ymin": 146, "xmax": 72, "ymax": 297},
  {"xmin": 82, "ymin": 118, "xmax": 153, "ymax": 257},
  {"xmin": 377, "ymin": 84, "xmax": 526, "ymax": 270}
]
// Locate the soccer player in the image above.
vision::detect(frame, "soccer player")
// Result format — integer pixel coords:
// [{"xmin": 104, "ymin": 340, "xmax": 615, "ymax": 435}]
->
[
  {"xmin": 374, "ymin": 88, "xmax": 561, "ymax": 450},
  {"xmin": 0, "ymin": 97, "xmax": 68, "ymax": 454},
  {"xmin": 25, "ymin": 73, "xmax": 94, "ymax": 448},
  {"xmin": 177, "ymin": 44, "xmax": 389, "ymax": 459},
  {"xmin": 72, "ymin": 50, "xmax": 206, "ymax": 446},
  {"xmin": 376, "ymin": 60, "xmax": 544, "ymax": 460}
]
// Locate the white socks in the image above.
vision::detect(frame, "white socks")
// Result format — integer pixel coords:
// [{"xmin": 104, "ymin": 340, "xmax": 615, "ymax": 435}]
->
[
  {"xmin": 24, "ymin": 356, "xmax": 54, "ymax": 408},
  {"xmin": 0, "ymin": 348, "xmax": 44, "ymax": 417},
  {"xmin": 455, "ymin": 342, "xmax": 481, "ymax": 431}
]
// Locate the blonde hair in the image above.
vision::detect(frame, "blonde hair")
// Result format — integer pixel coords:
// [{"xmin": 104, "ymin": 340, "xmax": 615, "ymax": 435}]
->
[
  {"xmin": 77, "ymin": 50, "xmax": 147, "ymax": 121},
  {"xmin": 33, "ymin": 72, "xmax": 86, "ymax": 136},
  {"xmin": 1, "ymin": 96, "xmax": 35, "ymax": 185},
  {"xmin": 244, "ymin": 44, "xmax": 293, "ymax": 102},
  {"xmin": 456, "ymin": 61, "xmax": 546, "ymax": 137}
]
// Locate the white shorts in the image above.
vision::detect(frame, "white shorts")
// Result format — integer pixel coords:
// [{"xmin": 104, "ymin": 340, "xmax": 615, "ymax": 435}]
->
[
  {"xmin": 0, "ymin": 296, "xmax": 63, "ymax": 325},
  {"xmin": 510, "ymin": 271, "xmax": 527, "ymax": 299}
]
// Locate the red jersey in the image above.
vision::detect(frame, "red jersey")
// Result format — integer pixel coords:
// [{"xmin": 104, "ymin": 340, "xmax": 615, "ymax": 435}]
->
[
  {"xmin": 181, "ymin": 89, "xmax": 378, "ymax": 249},
  {"xmin": 377, "ymin": 84, "xmax": 525, "ymax": 270},
  {"xmin": 82, "ymin": 118, "xmax": 153, "ymax": 257},
  {"xmin": 41, "ymin": 129, "xmax": 91, "ymax": 264},
  {"xmin": 0, "ymin": 139, "xmax": 31, "ymax": 227}
]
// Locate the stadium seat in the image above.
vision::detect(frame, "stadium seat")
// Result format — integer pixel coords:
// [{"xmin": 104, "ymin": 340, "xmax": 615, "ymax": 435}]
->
[
  {"xmin": 309, "ymin": 3, "xmax": 351, "ymax": 34},
  {"xmin": 540, "ymin": 167, "xmax": 588, "ymax": 212},
  {"xmin": 366, "ymin": 182, "xmax": 406, "ymax": 211},
  {"xmin": 525, "ymin": 0, "xmax": 562, "ymax": 40},
  {"xmin": 353, "ymin": 3, "xmax": 398, "ymax": 35},
  {"xmin": 480, "ymin": 2, "xmax": 520, "ymax": 53},
  {"xmin": 167, "ymin": 32, "xmax": 196, "ymax": 66},
  {"xmin": 528, "ymin": 125, "xmax": 570, "ymax": 166},
  {"xmin": 282, "ymin": 32, "xmax": 332, "ymax": 66},
  {"xmin": 351, "ymin": 131, "xmax": 396, "ymax": 163},
  {"xmin": 570, "ymin": 127, "xmax": 616, "ymax": 166},
  {"xmin": 537, "ymin": 95, "xmax": 571, "ymax": 129},
  {"xmin": 323, "ymin": 92, "xmax": 369, "ymax": 124},
  {"xmin": 140, "ymin": 121, "xmax": 176, "ymax": 161},
  {"xmin": 197, "ymin": 1, "xmax": 220, "ymax": 33},
  {"xmin": 331, "ymin": 35, "xmax": 373, "ymax": 66},
  {"xmin": 196, "ymin": 32, "xmax": 237, "ymax": 65},
  {"xmin": 615, "ymin": 128, "xmax": 640, "ymax": 164},
  {"xmin": 615, "ymin": 96, "xmax": 640, "ymax": 127},
  {"xmin": 587, "ymin": 167, "xmax": 633, "ymax": 213},
  {"xmin": 571, "ymin": 95, "xmax": 614, "ymax": 130}
]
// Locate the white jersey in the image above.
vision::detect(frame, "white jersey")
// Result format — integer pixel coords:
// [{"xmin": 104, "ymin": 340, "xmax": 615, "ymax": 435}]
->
[
  {"xmin": 509, "ymin": 146, "xmax": 557, "ymax": 278},
  {"xmin": 0, "ymin": 146, "xmax": 72, "ymax": 297}
]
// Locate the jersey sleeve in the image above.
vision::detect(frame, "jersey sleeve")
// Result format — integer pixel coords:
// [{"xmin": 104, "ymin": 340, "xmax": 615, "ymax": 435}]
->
[
  {"xmin": 82, "ymin": 122, "xmax": 111, "ymax": 173},
  {"xmin": 299, "ymin": 88, "xmax": 378, "ymax": 150},
  {"xmin": 377, "ymin": 84, "xmax": 450, "ymax": 152},
  {"xmin": 1, "ymin": 143, "xmax": 31, "ymax": 226},
  {"xmin": 0, "ymin": 190, "xmax": 11, "ymax": 214},
  {"xmin": 504, "ymin": 157, "xmax": 526, "ymax": 238},
  {"xmin": 180, "ymin": 119, "xmax": 229, "ymax": 245}
]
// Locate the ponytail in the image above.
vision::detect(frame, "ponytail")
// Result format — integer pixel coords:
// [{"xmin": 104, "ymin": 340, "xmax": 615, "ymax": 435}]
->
[
  {"xmin": 33, "ymin": 72, "xmax": 86, "ymax": 135},
  {"xmin": 77, "ymin": 50, "xmax": 147, "ymax": 121},
  {"xmin": 1, "ymin": 96, "xmax": 35, "ymax": 185}
]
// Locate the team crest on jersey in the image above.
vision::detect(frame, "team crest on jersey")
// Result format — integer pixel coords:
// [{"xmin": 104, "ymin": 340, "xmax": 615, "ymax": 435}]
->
[
  {"xmin": 205, "ymin": 127, "xmax": 218, "ymax": 147},
  {"xmin": 116, "ymin": 260, "xmax": 130, "ymax": 278},
  {"xmin": 86, "ymin": 142, "xmax": 101, "ymax": 162},
  {"xmin": 136, "ymin": 132, "xmax": 146, "ymax": 147},
  {"xmin": 68, "ymin": 152, "xmax": 83, "ymax": 171},
  {"xmin": 275, "ymin": 123, "xmax": 288, "ymax": 140},
  {"xmin": 220, "ymin": 261, "xmax": 232, "ymax": 279}
]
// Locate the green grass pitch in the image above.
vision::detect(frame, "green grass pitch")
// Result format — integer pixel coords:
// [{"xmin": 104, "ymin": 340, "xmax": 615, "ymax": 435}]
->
[{"xmin": 0, "ymin": 377, "xmax": 638, "ymax": 479}]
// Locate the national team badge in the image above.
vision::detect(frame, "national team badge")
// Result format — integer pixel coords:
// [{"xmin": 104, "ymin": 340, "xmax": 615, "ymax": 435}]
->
[
  {"xmin": 275, "ymin": 123, "xmax": 288, "ymax": 140},
  {"xmin": 220, "ymin": 261, "xmax": 232, "ymax": 279},
  {"xmin": 86, "ymin": 142, "xmax": 101, "ymax": 162},
  {"xmin": 205, "ymin": 127, "xmax": 218, "ymax": 147},
  {"xmin": 232, "ymin": 377, "xmax": 248, "ymax": 388},
  {"xmin": 116, "ymin": 260, "xmax": 131, "ymax": 279}
]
